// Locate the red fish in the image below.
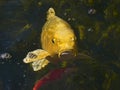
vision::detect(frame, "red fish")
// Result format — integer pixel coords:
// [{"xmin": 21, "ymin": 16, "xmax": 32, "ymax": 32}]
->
[{"xmin": 33, "ymin": 68, "xmax": 66, "ymax": 90}]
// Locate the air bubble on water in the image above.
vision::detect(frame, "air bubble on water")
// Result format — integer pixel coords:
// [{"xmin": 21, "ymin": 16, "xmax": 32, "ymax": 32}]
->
[
  {"xmin": 0, "ymin": 53, "xmax": 12, "ymax": 59},
  {"xmin": 17, "ymin": 62, "xmax": 20, "ymax": 65},
  {"xmin": 72, "ymin": 18, "xmax": 75, "ymax": 21},
  {"xmin": 88, "ymin": 28, "xmax": 94, "ymax": 32},
  {"xmin": 33, "ymin": 43, "xmax": 36, "ymax": 45},
  {"xmin": 68, "ymin": 18, "xmax": 71, "ymax": 21},
  {"xmin": 88, "ymin": 8, "xmax": 96, "ymax": 15},
  {"xmin": 23, "ymin": 74, "xmax": 26, "ymax": 78},
  {"xmin": 64, "ymin": 12, "xmax": 67, "ymax": 16}
]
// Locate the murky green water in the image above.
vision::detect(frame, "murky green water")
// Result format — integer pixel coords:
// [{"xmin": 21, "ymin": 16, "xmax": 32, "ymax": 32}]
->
[{"xmin": 0, "ymin": 0, "xmax": 120, "ymax": 90}]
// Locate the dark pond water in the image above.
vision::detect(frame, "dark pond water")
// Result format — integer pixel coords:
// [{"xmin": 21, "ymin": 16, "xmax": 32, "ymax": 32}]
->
[{"xmin": 0, "ymin": 0, "xmax": 120, "ymax": 90}]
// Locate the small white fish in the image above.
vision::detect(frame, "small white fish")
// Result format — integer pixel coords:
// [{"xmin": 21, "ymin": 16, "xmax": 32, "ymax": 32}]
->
[{"xmin": 0, "ymin": 53, "xmax": 12, "ymax": 59}]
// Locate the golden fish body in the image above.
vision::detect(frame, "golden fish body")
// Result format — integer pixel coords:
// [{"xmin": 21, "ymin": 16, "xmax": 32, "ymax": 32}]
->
[
  {"xmin": 41, "ymin": 8, "xmax": 77, "ymax": 56},
  {"xmin": 23, "ymin": 8, "xmax": 77, "ymax": 71}
]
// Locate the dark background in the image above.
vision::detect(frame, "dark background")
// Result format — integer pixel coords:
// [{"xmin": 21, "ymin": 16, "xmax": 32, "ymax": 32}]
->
[{"xmin": 0, "ymin": 0, "xmax": 120, "ymax": 90}]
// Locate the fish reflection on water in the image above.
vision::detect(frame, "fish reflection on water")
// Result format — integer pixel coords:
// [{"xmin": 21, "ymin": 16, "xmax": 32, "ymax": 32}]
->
[{"xmin": 0, "ymin": 53, "xmax": 12, "ymax": 59}]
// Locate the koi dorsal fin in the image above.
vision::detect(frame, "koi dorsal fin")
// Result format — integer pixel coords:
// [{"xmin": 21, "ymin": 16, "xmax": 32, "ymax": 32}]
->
[{"xmin": 47, "ymin": 8, "xmax": 56, "ymax": 20}]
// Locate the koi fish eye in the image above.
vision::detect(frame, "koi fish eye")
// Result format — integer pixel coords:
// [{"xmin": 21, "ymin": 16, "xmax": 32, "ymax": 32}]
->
[{"xmin": 51, "ymin": 38, "xmax": 55, "ymax": 44}]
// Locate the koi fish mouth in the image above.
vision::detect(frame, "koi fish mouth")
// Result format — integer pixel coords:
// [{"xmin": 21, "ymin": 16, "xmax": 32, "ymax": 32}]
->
[
  {"xmin": 58, "ymin": 50, "xmax": 77, "ymax": 57},
  {"xmin": 61, "ymin": 51, "xmax": 72, "ymax": 55}
]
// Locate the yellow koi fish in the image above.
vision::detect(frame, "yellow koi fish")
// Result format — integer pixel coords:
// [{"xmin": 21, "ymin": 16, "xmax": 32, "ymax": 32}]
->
[{"xmin": 23, "ymin": 8, "xmax": 77, "ymax": 71}]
